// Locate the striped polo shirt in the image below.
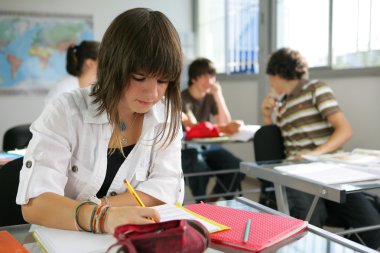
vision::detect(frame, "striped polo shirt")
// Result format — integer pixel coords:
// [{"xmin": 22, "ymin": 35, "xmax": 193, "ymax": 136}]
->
[{"xmin": 276, "ymin": 79, "xmax": 341, "ymax": 159}]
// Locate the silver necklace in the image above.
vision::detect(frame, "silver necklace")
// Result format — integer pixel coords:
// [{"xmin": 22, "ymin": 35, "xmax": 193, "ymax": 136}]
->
[{"xmin": 119, "ymin": 113, "xmax": 138, "ymax": 145}]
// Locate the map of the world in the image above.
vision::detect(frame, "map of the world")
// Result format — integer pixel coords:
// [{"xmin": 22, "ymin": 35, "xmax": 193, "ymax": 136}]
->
[{"xmin": 0, "ymin": 11, "xmax": 93, "ymax": 90}]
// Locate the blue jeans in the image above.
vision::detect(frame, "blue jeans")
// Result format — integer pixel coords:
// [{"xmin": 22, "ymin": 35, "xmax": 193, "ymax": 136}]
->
[
  {"xmin": 181, "ymin": 147, "xmax": 244, "ymax": 201},
  {"xmin": 202, "ymin": 147, "xmax": 244, "ymax": 199},
  {"xmin": 287, "ymin": 188, "xmax": 380, "ymax": 249}
]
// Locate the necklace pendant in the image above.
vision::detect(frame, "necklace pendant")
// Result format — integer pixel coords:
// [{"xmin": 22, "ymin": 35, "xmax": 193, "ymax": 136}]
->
[
  {"xmin": 122, "ymin": 137, "xmax": 128, "ymax": 145},
  {"xmin": 120, "ymin": 121, "xmax": 127, "ymax": 131}
]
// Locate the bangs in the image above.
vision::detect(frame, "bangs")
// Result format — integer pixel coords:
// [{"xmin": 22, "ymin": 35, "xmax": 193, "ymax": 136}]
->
[{"xmin": 128, "ymin": 12, "xmax": 182, "ymax": 82}]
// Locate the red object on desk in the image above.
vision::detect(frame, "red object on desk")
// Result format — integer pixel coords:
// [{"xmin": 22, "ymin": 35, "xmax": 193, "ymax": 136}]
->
[
  {"xmin": 186, "ymin": 203, "xmax": 307, "ymax": 252},
  {"xmin": 185, "ymin": 121, "xmax": 220, "ymax": 140},
  {"xmin": 0, "ymin": 230, "xmax": 29, "ymax": 253}
]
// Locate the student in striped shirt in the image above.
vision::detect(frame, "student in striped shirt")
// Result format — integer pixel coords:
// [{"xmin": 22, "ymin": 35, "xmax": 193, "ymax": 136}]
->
[{"xmin": 261, "ymin": 47, "xmax": 380, "ymax": 249}]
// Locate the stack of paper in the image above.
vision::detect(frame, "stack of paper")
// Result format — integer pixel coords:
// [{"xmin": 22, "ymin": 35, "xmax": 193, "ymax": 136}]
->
[{"xmin": 274, "ymin": 162, "xmax": 380, "ymax": 185}]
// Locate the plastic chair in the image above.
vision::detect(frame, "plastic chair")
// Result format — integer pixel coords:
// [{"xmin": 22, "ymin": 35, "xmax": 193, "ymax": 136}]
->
[
  {"xmin": 252, "ymin": 125, "xmax": 285, "ymax": 209},
  {"xmin": 0, "ymin": 157, "xmax": 27, "ymax": 226},
  {"xmin": 3, "ymin": 124, "xmax": 32, "ymax": 152}
]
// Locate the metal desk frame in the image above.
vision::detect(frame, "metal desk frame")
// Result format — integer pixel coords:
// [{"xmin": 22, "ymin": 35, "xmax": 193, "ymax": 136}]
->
[{"xmin": 240, "ymin": 161, "xmax": 380, "ymax": 239}]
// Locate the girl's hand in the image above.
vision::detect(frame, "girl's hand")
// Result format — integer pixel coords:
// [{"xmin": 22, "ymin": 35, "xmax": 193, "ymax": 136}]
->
[{"xmin": 104, "ymin": 206, "xmax": 160, "ymax": 233}]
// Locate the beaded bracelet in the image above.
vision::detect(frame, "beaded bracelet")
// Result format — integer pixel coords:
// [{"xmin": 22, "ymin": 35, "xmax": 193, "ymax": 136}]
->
[{"xmin": 74, "ymin": 201, "xmax": 97, "ymax": 232}]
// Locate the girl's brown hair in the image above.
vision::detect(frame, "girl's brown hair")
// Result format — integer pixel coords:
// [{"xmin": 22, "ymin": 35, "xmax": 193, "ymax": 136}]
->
[{"xmin": 91, "ymin": 8, "xmax": 183, "ymax": 150}]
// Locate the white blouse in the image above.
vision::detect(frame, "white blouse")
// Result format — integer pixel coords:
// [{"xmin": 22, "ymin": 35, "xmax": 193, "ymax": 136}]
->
[{"xmin": 17, "ymin": 86, "xmax": 184, "ymax": 205}]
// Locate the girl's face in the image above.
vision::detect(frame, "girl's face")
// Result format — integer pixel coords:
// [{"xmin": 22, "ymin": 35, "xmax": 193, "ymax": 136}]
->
[{"xmin": 120, "ymin": 73, "xmax": 169, "ymax": 114}]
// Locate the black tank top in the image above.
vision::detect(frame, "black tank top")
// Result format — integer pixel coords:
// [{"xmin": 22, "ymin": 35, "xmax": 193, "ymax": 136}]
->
[{"xmin": 96, "ymin": 145, "xmax": 135, "ymax": 198}]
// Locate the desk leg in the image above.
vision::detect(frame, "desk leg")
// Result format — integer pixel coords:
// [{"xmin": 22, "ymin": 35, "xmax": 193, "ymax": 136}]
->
[
  {"xmin": 305, "ymin": 195, "xmax": 320, "ymax": 222},
  {"xmin": 274, "ymin": 184, "xmax": 290, "ymax": 215}
]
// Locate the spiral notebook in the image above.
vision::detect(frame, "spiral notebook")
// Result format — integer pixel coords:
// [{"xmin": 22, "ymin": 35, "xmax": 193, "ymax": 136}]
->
[{"xmin": 186, "ymin": 203, "xmax": 308, "ymax": 252}]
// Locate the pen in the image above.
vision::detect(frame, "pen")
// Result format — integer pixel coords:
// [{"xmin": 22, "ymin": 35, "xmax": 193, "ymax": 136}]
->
[
  {"xmin": 124, "ymin": 180, "xmax": 146, "ymax": 207},
  {"xmin": 243, "ymin": 219, "xmax": 251, "ymax": 243}
]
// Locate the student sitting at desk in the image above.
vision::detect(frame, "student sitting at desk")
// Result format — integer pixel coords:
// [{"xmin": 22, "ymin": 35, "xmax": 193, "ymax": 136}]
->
[
  {"xmin": 16, "ymin": 8, "xmax": 184, "ymax": 234},
  {"xmin": 261, "ymin": 47, "xmax": 380, "ymax": 249},
  {"xmin": 181, "ymin": 58, "xmax": 245, "ymax": 202}
]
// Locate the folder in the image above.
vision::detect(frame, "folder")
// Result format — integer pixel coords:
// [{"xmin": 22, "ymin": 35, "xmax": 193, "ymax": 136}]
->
[
  {"xmin": 0, "ymin": 230, "xmax": 29, "ymax": 253},
  {"xmin": 186, "ymin": 203, "xmax": 307, "ymax": 252}
]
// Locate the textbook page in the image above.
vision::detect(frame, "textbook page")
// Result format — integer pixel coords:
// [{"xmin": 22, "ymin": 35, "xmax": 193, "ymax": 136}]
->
[{"xmin": 274, "ymin": 162, "xmax": 380, "ymax": 185}]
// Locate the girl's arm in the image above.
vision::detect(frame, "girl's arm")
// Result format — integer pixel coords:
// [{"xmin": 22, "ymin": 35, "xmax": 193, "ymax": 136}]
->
[{"xmin": 21, "ymin": 192, "xmax": 160, "ymax": 233}]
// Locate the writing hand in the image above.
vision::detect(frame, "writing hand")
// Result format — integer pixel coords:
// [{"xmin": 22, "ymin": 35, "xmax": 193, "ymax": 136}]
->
[{"xmin": 104, "ymin": 206, "xmax": 160, "ymax": 233}]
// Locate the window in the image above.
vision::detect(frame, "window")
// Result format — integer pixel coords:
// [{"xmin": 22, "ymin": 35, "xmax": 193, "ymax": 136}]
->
[
  {"xmin": 332, "ymin": 0, "xmax": 380, "ymax": 69},
  {"xmin": 276, "ymin": 0, "xmax": 330, "ymax": 68},
  {"xmin": 276, "ymin": 0, "xmax": 380, "ymax": 69},
  {"xmin": 195, "ymin": 0, "xmax": 380, "ymax": 74},
  {"xmin": 196, "ymin": 0, "xmax": 260, "ymax": 74}
]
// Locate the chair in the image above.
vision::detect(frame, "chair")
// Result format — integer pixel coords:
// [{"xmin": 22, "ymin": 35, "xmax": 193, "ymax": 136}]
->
[
  {"xmin": 3, "ymin": 124, "xmax": 32, "ymax": 151},
  {"xmin": 0, "ymin": 157, "xmax": 27, "ymax": 226},
  {"xmin": 252, "ymin": 125, "xmax": 285, "ymax": 209}
]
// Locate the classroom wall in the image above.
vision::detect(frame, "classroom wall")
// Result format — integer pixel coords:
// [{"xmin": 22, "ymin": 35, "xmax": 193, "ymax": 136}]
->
[{"xmin": 0, "ymin": 0, "xmax": 192, "ymax": 149}]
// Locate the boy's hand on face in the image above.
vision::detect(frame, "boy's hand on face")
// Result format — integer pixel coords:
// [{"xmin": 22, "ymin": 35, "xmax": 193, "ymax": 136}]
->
[
  {"xmin": 261, "ymin": 94, "xmax": 276, "ymax": 118},
  {"xmin": 209, "ymin": 80, "xmax": 222, "ymax": 96}
]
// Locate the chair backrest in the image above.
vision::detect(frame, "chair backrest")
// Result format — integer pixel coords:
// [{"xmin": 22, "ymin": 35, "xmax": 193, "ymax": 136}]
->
[
  {"xmin": 3, "ymin": 124, "xmax": 32, "ymax": 152},
  {"xmin": 253, "ymin": 125, "xmax": 285, "ymax": 209},
  {"xmin": 253, "ymin": 124, "xmax": 286, "ymax": 163},
  {"xmin": 0, "ymin": 157, "xmax": 26, "ymax": 226}
]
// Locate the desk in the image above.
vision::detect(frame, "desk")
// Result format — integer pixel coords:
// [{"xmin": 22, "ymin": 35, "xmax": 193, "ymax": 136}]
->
[
  {"xmin": 240, "ymin": 160, "xmax": 380, "ymax": 221},
  {"xmin": 2, "ymin": 197, "xmax": 377, "ymax": 253}
]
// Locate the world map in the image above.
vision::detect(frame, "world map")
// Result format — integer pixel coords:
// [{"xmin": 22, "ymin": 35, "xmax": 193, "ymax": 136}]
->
[{"xmin": 0, "ymin": 12, "xmax": 93, "ymax": 89}]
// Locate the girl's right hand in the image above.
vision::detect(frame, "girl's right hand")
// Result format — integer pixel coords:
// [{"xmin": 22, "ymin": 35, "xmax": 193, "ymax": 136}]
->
[{"xmin": 104, "ymin": 206, "xmax": 160, "ymax": 233}]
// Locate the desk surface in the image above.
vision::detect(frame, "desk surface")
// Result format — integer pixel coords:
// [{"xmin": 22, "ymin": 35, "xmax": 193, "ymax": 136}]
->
[
  {"xmin": 1, "ymin": 197, "xmax": 377, "ymax": 253},
  {"xmin": 241, "ymin": 160, "xmax": 380, "ymax": 203}
]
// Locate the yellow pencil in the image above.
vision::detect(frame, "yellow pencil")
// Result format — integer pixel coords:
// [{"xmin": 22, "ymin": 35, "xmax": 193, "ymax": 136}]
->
[{"xmin": 124, "ymin": 180, "xmax": 146, "ymax": 207}]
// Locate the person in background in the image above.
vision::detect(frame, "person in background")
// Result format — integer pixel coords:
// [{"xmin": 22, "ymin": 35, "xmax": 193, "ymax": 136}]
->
[
  {"xmin": 181, "ymin": 57, "xmax": 244, "ymax": 202},
  {"xmin": 17, "ymin": 8, "xmax": 184, "ymax": 234},
  {"xmin": 261, "ymin": 47, "xmax": 380, "ymax": 249},
  {"xmin": 45, "ymin": 40, "xmax": 100, "ymax": 105}
]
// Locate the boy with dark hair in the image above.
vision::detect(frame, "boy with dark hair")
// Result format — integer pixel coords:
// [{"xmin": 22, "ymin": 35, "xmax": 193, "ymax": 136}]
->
[
  {"xmin": 262, "ymin": 47, "xmax": 380, "ymax": 249},
  {"xmin": 181, "ymin": 57, "xmax": 244, "ymax": 202}
]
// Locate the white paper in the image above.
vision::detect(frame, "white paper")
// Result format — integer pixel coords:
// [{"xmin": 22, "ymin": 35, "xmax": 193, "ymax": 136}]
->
[
  {"xmin": 153, "ymin": 203, "xmax": 221, "ymax": 233},
  {"xmin": 229, "ymin": 124, "xmax": 261, "ymax": 142},
  {"xmin": 274, "ymin": 162, "xmax": 380, "ymax": 185}
]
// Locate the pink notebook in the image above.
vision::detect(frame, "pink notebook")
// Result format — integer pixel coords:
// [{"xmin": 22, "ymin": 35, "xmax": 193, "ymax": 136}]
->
[{"xmin": 186, "ymin": 203, "xmax": 307, "ymax": 252}]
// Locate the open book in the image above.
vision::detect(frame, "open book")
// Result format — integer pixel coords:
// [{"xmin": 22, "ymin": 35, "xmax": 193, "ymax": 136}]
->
[
  {"xmin": 186, "ymin": 203, "xmax": 307, "ymax": 252},
  {"xmin": 32, "ymin": 203, "xmax": 228, "ymax": 253}
]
